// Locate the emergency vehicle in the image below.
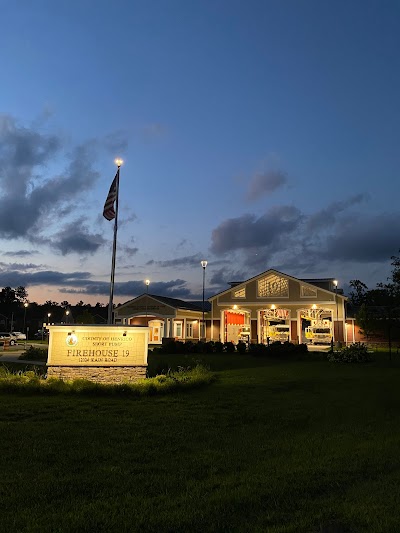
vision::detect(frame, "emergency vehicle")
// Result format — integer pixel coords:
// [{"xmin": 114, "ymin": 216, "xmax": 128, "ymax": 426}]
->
[{"xmin": 305, "ymin": 320, "xmax": 332, "ymax": 344}]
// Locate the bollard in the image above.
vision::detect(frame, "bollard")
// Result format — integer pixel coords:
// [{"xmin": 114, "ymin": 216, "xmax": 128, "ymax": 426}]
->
[{"xmin": 3, "ymin": 339, "xmax": 9, "ymax": 351}]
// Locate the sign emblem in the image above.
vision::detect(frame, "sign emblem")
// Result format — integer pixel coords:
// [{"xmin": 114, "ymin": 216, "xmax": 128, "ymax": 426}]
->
[{"xmin": 66, "ymin": 333, "xmax": 78, "ymax": 346}]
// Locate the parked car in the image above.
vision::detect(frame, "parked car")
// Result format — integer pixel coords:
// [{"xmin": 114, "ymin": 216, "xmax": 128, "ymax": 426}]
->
[
  {"xmin": 11, "ymin": 331, "xmax": 27, "ymax": 340},
  {"xmin": 0, "ymin": 333, "xmax": 17, "ymax": 346},
  {"xmin": 34, "ymin": 330, "xmax": 49, "ymax": 339}
]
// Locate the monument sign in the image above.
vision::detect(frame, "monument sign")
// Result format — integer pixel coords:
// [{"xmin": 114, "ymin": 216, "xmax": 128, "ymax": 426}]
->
[{"xmin": 46, "ymin": 325, "xmax": 149, "ymax": 383}]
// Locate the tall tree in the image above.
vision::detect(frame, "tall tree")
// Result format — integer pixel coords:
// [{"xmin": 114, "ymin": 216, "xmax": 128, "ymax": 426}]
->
[{"xmin": 349, "ymin": 280, "xmax": 368, "ymax": 306}]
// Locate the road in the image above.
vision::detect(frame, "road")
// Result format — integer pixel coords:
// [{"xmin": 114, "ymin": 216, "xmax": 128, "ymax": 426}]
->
[{"xmin": 0, "ymin": 342, "xmax": 47, "ymax": 365}]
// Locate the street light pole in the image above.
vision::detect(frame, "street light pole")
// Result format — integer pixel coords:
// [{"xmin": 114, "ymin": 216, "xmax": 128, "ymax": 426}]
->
[
  {"xmin": 23, "ymin": 302, "xmax": 28, "ymax": 347},
  {"xmin": 201, "ymin": 260, "xmax": 208, "ymax": 341},
  {"xmin": 333, "ymin": 280, "xmax": 339, "ymax": 345},
  {"xmin": 145, "ymin": 279, "xmax": 150, "ymax": 320}
]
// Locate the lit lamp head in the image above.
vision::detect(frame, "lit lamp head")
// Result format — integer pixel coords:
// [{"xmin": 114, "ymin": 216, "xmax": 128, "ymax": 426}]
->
[
  {"xmin": 114, "ymin": 158, "xmax": 124, "ymax": 167},
  {"xmin": 24, "ymin": 302, "xmax": 28, "ymax": 308},
  {"xmin": 145, "ymin": 279, "xmax": 150, "ymax": 287},
  {"xmin": 271, "ymin": 304, "xmax": 276, "ymax": 310},
  {"xmin": 201, "ymin": 260, "xmax": 208, "ymax": 269},
  {"xmin": 333, "ymin": 279, "xmax": 338, "ymax": 288}
]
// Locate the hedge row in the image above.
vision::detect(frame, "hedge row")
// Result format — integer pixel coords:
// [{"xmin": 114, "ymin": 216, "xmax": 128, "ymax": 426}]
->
[{"xmin": 154, "ymin": 339, "xmax": 309, "ymax": 357}]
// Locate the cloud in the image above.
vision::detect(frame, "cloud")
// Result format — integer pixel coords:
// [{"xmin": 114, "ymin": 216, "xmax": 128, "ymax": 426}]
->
[
  {"xmin": 247, "ymin": 169, "xmax": 288, "ymax": 201},
  {"xmin": 2, "ymin": 250, "xmax": 37, "ymax": 257},
  {"xmin": 0, "ymin": 116, "xmax": 100, "ymax": 241},
  {"xmin": 0, "ymin": 260, "xmax": 195, "ymax": 300},
  {"xmin": 208, "ymin": 267, "xmax": 248, "ymax": 287},
  {"xmin": 306, "ymin": 194, "xmax": 368, "ymax": 232},
  {"xmin": 120, "ymin": 245, "xmax": 139, "ymax": 258},
  {"xmin": 59, "ymin": 278, "xmax": 191, "ymax": 298},
  {"xmin": 51, "ymin": 219, "xmax": 107, "ymax": 256},
  {"xmin": 0, "ymin": 261, "xmax": 46, "ymax": 271},
  {"xmin": 210, "ymin": 206, "xmax": 303, "ymax": 255},
  {"xmin": 0, "ymin": 269, "xmax": 92, "ymax": 288},
  {"xmin": 321, "ymin": 213, "xmax": 400, "ymax": 263},
  {"xmin": 0, "ymin": 114, "xmax": 60, "ymax": 174},
  {"xmin": 147, "ymin": 254, "xmax": 205, "ymax": 268}
]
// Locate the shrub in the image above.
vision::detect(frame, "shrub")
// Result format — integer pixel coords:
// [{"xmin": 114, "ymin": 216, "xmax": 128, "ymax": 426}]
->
[
  {"xmin": 224, "ymin": 341, "xmax": 236, "ymax": 353},
  {"xmin": 204, "ymin": 341, "xmax": 217, "ymax": 353},
  {"xmin": 214, "ymin": 341, "xmax": 224, "ymax": 353},
  {"xmin": 249, "ymin": 341, "xmax": 308, "ymax": 358},
  {"xmin": 327, "ymin": 342, "xmax": 373, "ymax": 364},
  {"xmin": 18, "ymin": 346, "xmax": 48, "ymax": 362},
  {"xmin": 195, "ymin": 341, "xmax": 206, "ymax": 353},
  {"xmin": 159, "ymin": 340, "xmax": 186, "ymax": 354},
  {"xmin": 248, "ymin": 343, "xmax": 269, "ymax": 356},
  {"xmin": 0, "ymin": 365, "xmax": 215, "ymax": 396},
  {"xmin": 236, "ymin": 341, "xmax": 247, "ymax": 355}
]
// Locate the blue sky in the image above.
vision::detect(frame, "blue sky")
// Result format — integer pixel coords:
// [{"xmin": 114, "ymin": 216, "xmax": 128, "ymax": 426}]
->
[{"xmin": 1, "ymin": 0, "xmax": 399, "ymax": 304}]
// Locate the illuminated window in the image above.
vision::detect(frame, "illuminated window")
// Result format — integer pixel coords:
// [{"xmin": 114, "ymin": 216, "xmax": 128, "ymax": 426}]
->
[
  {"xmin": 300, "ymin": 285, "xmax": 317, "ymax": 298},
  {"xmin": 232, "ymin": 287, "xmax": 245, "ymax": 298},
  {"xmin": 258, "ymin": 274, "xmax": 289, "ymax": 298},
  {"xmin": 186, "ymin": 322, "xmax": 193, "ymax": 338},
  {"xmin": 174, "ymin": 321, "xmax": 183, "ymax": 338}
]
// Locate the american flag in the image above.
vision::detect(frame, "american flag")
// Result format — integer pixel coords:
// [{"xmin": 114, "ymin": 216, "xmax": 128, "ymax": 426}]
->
[{"xmin": 103, "ymin": 172, "xmax": 118, "ymax": 221}]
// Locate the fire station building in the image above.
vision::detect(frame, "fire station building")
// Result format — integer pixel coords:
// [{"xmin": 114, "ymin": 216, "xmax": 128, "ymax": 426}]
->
[
  {"xmin": 115, "ymin": 269, "xmax": 352, "ymax": 346},
  {"xmin": 208, "ymin": 269, "xmax": 349, "ymax": 345}
]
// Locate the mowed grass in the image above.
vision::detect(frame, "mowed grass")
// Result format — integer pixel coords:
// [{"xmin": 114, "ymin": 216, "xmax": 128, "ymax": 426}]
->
[{"xmin": 1, "ymin": 353, "xmax": 400, "ymax": 532}]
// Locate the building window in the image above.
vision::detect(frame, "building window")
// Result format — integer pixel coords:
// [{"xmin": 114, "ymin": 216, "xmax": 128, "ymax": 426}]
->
[
  {"xmin": 186, "ymin": 322, "xmax": 193, "ymax": 338},
  {"xmin": 232, "ymin": 287, "xmax": 245, "ymax": 298},
  {"xmin": 174, "ymin": 321, "xmax": 183, "ymax": 338},
  {"xmin": 300, "ymin": 285, "xmax": 317, "ymax": 298},
  {"xmin": 258, "ymin": 274, "xmax": 289, "ymax": 298}
]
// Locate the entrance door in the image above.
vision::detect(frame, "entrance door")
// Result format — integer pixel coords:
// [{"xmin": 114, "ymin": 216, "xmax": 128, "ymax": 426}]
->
[{"xmin": 148, "ymin": 320, "xmax": 164, "ymax": 343}]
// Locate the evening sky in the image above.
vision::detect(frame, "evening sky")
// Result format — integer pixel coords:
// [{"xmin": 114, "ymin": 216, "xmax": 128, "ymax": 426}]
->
[{"xmin": 1, "ymin": 0, "xmax": 399, "ymax": 304}]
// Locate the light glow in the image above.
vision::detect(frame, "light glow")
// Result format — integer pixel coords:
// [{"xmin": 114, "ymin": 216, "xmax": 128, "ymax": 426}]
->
[{"xmin": 114, "ymin": 158, "xmax": 124, "ymax": 167}]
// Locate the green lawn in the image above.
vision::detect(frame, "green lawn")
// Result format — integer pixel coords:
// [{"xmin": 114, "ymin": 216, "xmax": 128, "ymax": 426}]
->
[{"xmin": 1, "ymin": 353, "xmax": 400, "ymax": 532}]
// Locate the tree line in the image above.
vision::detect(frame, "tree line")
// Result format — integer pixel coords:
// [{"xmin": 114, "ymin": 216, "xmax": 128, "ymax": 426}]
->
[
  {"xmin": 348, "ymin": 253, "xmax": 400, "ymax": 357},
  {"xmin": 0, "ymin": 287, "xmax": 109, "ymax": 334}
]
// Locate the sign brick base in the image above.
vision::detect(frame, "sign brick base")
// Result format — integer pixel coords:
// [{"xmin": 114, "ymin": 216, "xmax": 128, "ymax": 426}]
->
[{"xmin": 47, "ymin": 365, "xmax": 147, "ymax": 383}]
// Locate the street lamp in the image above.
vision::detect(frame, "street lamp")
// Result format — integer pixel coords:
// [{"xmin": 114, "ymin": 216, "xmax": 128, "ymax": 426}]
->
[
  {"xmin": 333, "ymin": 280, "xmax": 339, "ymax": 344},
  {"xmin": 65, "ymin": 310, "xmax": 70, "ymax": 324},
  {"xmin": 23, "ymin": 302, "xmax": 28, "ymax": 340},
  {"xmin": 145, "ymin": 279, "xmax": 150, "ymax": 319},
  {"xmin": 201, "ymin": 260, "xmax": 208, "ymax": 341}
]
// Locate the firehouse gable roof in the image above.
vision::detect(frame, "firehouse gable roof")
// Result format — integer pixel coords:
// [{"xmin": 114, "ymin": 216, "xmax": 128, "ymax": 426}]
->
[
  {"xmin": 116, "ymin": 294, "xmax": 211, "ymax": 313},
  {"xmin": 208, "ymin": 268, "xmax": 347, "ymax": 301},
  {"xmin": 149, "ymin": 294, "xmax": 211, "ymax": 312}
]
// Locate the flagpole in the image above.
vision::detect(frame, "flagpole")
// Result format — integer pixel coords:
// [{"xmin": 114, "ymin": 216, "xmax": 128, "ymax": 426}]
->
[{"xmin": 107, "ymin": 159, "xmax": 122, "ymax": 324}]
